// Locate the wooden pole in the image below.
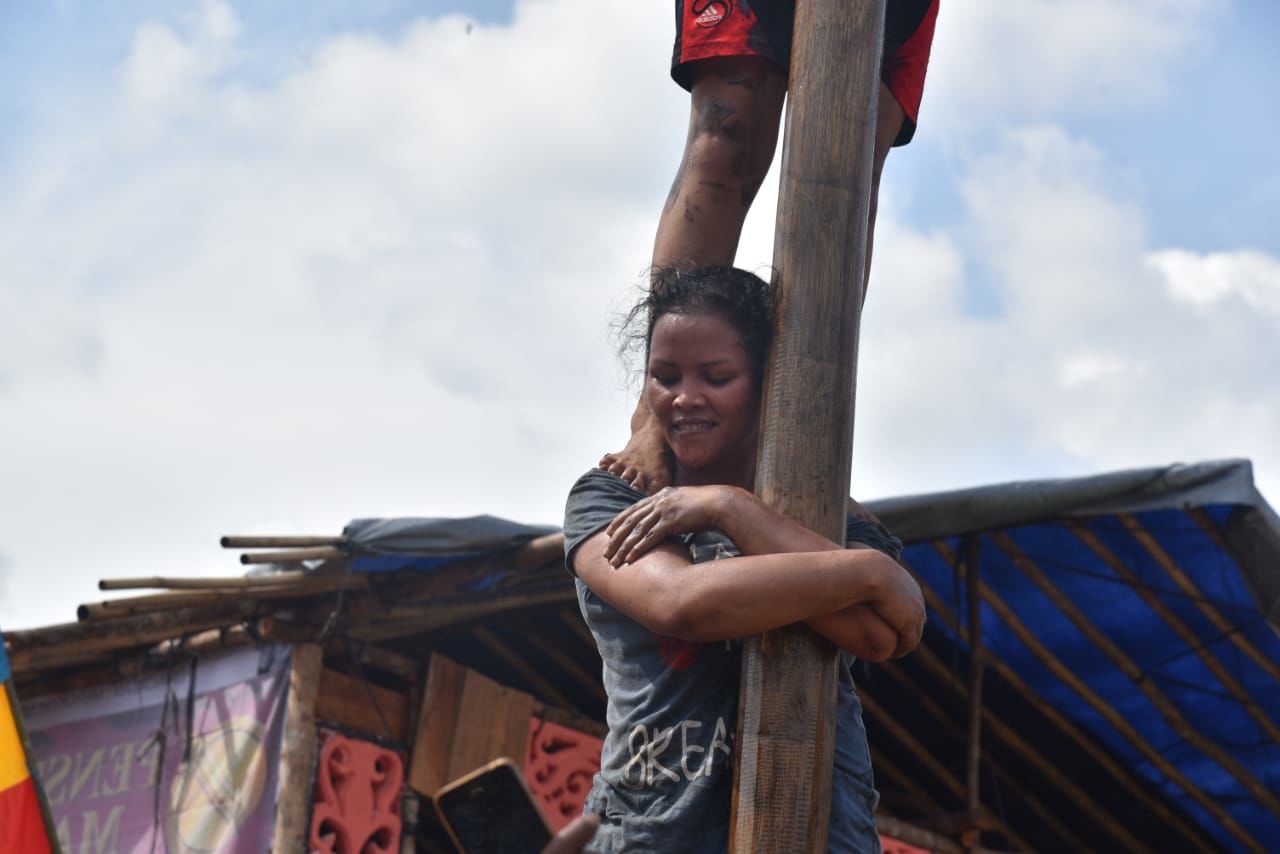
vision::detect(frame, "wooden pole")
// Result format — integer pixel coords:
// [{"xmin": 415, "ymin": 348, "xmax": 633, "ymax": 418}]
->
[
  {"xmin": 730, "ymin": 2, "xmax": 885, "ymax": 852},
  {"xmin": 272, "ymin": 643, "xmax": 323, "ymax": 853}
]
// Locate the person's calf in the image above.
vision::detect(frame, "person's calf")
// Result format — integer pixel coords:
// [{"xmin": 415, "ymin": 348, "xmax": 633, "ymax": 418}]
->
[{"xmin": 654, "ymin": 57, "xmax": 785, "ymax": 270}]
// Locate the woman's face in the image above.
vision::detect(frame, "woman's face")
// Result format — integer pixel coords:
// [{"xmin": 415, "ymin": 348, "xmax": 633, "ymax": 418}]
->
[{"xmin": 645, "ymin": 310, "xmax": 760, "ymax": 482}]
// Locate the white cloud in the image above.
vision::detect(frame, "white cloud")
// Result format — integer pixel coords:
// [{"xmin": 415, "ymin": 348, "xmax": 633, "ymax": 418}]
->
[
  {"xmin": 1148, "ymin": 248, "xmax": 1280, "ymax": 313},
  {"xmin": 0, "ymin": 0, "xmax": 1273, "ymax": 633},
  {"xmin": 926, "ymin": 0, "xmax": 1222, "ymax": 133},
  {"xmin": 855, "ymin": 125, "xmax": 1279, "ymax": 497},
  {"xmin": 0, "ymin": 0, "xmax": 677, "ymax": 628}
]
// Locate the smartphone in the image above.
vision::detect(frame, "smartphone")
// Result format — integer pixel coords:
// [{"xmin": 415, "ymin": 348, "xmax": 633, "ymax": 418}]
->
[{"xmin": 435, "ymin": 757, "xmax": 554, "ymax": 854}]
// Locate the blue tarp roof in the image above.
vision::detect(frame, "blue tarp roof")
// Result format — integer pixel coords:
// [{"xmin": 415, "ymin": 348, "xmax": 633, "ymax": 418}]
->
[
  {"xmin": 334, "ymin": 459, "xmax": 1280, "ymax": 850},
  {"xmin": 871, "ymin": 459, "xmax": 1280, "ymax": 851}
]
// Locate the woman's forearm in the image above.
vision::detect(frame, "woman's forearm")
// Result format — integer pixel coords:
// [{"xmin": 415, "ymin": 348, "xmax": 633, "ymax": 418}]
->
[
  {"xmin": 663, "ymin": 548, "xmax": 899, "ymax": 642},
  {"xmin": 710, "ymin": 487, "xmax": 843, "ymax": 556},
  {"xmin": 808, "ymin": 607, "xmax": 903, "ymax": 661},
  {"xmin": 708, "ymin": 488, "xmax": 918, "ymax": 657}
]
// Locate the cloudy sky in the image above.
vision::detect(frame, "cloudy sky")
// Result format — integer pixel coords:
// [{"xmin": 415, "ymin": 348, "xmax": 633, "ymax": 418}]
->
[{"xmin": 1, "ymin": 0, "xmax": 1276, "ymax": 630}]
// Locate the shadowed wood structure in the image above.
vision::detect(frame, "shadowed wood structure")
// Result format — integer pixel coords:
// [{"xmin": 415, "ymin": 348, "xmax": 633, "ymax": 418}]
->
[
  {"xmin": 4, "ymin": 459, "xmax": 1276, "ymax": 852},
  {"xmin": 730, "ymin": 1, "xmax": 888, "ymax": 851}
]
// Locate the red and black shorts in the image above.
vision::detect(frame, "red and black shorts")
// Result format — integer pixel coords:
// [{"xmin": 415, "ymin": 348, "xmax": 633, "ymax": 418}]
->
[{"xmin": 672, "ymin": 0, "xmax": 939, "ymax": 146}]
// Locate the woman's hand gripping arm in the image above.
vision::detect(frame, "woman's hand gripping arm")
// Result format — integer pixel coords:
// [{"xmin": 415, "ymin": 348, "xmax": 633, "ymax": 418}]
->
[{"xmin": 602, "ymin": 486, "xmax": 924, "ymax": 659}]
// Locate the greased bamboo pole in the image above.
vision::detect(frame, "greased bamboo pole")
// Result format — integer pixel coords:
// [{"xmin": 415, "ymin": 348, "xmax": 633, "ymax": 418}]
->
[{"xmin": 730, "ymin": 2, "xmax": 886, "ymax": 851}]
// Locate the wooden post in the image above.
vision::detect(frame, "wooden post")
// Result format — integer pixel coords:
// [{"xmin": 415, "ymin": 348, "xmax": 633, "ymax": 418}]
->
[
  {"xmin": 730, "ymin": 1, "xmax": 886, "ymax": 851},
  {"xmin": 963, "ymin": 535, "xmax": 985, "ymax": 849},
  {"xmin": 273, "ymin": 643, "xmax": 323, "ymax": 853}
]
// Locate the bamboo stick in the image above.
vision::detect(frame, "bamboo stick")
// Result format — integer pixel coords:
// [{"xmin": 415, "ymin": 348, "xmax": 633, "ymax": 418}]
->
[
  {"xmin": 1067, "ymin": 520, "xmax": 1280, "ymax": 745},
  {"xmin": 240, "ymin": 546, "xmax": 344, "ymax": 565},
  {"xmin": 883, "ymin": 653, "xmax": 1139, "ymax": 853},
  {"xmin": 346, "ymin": 585, "xmax": 576, "ymax": 642},
  {"xmin": 6, "ymin": 604, "xmax": 256, "ymax": 674},
  {"xmin": 928, "ymin": 542, "xmax": 1263, "ymax": 853},
  {"xmin": 273, "ymin": 644, "xmax": 323, "ymax": 852},
  {"xmin": 990, "ymin": 531, "xmax": 1280, "ymax": 822},
  {"xmin": 470, "ymin": 626, "xmax": 577, "ymax": 711},
  {"xmin": 1143, "ymin": 510, "xmax": 1280, "ymax": 683},
  {"xmin": 862, "ymin": 690, "xmax": 964, "ymax": 799},
  {"xmin": 907, "ymin": 558, "xmax": 1220, "ymax": 854},
  {"xmin": 868, "ymin": 745, "xmax": 945, "ymax": 816},
  {"xmin": 100, "ymin": 572, "xmax": 308, "ymax": 591},
  {"xmin": 79, "ymin": 575, "xmax": 370, "ymax": 621},
  {"xmin": 221, "ymin": 535, "xmax": 346, "ymax": 548},
  {"xmin": 508, "ymin": 615, "xmax": 606, "ymax": 704},
  {"xmin": 249, "ymin": 617, "xmax": 424, "ymax": 686}
]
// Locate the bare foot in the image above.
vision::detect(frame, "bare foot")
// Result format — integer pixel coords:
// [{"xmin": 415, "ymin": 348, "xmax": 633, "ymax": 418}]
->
[{"xmin": 599, "ymin": 421, "xmax": 673, "ymax": 495}]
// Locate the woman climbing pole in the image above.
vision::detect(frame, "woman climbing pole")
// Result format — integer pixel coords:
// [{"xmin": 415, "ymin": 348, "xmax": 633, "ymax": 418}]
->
[
  {"xmin": 564, "ymin": 267, "xmax": 925, "ymax": 852},
  {"xmin": 603, "ymin": 0, "xmax": 940, "ymax": 493}
]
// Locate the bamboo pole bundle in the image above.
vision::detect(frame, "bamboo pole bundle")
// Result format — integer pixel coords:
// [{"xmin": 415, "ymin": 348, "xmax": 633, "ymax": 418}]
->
[
  {"xmin": 221, "ymin": 535, "xmax": 347, "ymax": 548},
  {"xmin": 100, "ymin": 572, "xmax": 310, "ymax": 591},
  {"xmin": 79, "ymin": 574, "xmax": 370, "ymax": 621},
  {"xmin": 5, "ymin": 603, "xmax": 257, "ymax": 673}
]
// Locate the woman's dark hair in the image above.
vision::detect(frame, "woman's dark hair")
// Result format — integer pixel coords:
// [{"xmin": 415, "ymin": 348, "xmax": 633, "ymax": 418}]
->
[{"xmin": 618, "ymin": 266, "xmax": 776, "ymax": 382}]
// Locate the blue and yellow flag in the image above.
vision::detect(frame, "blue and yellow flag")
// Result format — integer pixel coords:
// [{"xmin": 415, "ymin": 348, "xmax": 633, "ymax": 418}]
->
[{"xmin": 0, "ymin": 630, "xmax": 55, "ymax": 853}]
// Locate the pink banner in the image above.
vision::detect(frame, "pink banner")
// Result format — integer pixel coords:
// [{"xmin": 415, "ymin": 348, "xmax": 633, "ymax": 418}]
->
[{"xmin": 23, "ymin": 645, "xmax": 288, "ymax": 854}]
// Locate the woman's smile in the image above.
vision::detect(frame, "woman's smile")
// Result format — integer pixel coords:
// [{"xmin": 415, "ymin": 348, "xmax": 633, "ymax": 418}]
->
[{"xmin": 645, "ymin": 311, "xmax": 760, "ymax": 487}]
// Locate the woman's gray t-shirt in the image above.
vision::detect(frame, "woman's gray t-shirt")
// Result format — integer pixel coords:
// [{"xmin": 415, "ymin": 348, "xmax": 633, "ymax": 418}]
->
[{"xmin": 563, "ymin": 469, "xmax": 902, "ymax": 853}]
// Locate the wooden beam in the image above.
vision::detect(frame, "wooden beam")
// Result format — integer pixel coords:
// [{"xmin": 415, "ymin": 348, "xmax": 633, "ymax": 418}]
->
[
  {"xmin": 408, "ymin": 654, "xmax": 535, "ymax": 796},
  {"xmin": 509, "ymin": 616, "xmax": 606, "ymax": 705},
  {"xmin": 5, "ymin": 604, "xmax": 255, "ymax": 673},
  {"xmin": 470, "ymin": 626, "xmax": 577, "ymax": 711},
  {"xmin": 861, "ymin": 690, "xmax": 964, "ymax": 800},
  {"xmin": 891, "ymin": 649, "xmax": 1146, "ymax": 853},
  {"xmin": 927, "ymin": 542, "xmax": 1263, "ymax": 852},
  {"xmin": 990, "ymin": 531, "xmax": 1280, "ymax": 822},
  {"xmin": 559, "ymin": 607, "xmax": 597, "ymax": 648},
  {"xmin": 731, "ymin": 2, "xmax": 886, "ymax": 851},
  {"xmin": 346, "ymin": 584, "xmax": 576, "ymax": 642},
  {"xmin": 314, "ymin": 666, "xmax": 410, "ymax": 743},
  {"xmin": 860, "ymin": 691, "xmax": 1034, "ymax": 853},
  {"xmin": 273, "ymin": 643, "xmax": 323, "ymax": 852},
  {"xmin": 907, "ymin": 561, "xmax": 1221, "ymax": 854},
  {"xmin": 868, "ymin": 745, "xmax": 945, "ymax": 816},
  {"xmin": 1142, "ymin": 511, "xmax": 1280, "ymax": 684},
  {"xmin": 78, "ymin": 575, "xmax": 368, "ymax": 620},
  {"xmin": 1067, "ymin": 520, "xmax": 1280, "ymax": 745},
  {"xmin": 961, "ymin": 535, "xmax": 984, "ymax": 827}
]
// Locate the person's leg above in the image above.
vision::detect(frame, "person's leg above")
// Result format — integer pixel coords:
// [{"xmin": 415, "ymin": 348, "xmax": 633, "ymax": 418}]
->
[
  {"xmin": 864, "ymin": 82, "xmax": 905, "ymax": 299},
  {"xmin": 653, "ymin": 56, "xmax": 787, "ymax": 271},
  {"xmin": 867, "ymin": 0, "xmax": 939, "ymax": 295}
]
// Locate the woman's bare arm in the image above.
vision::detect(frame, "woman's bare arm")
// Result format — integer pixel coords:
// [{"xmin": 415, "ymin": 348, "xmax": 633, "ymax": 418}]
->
[
  {"xmin": 573, "ymin": 527, "xmax": 923, "ymax": 648},
  {"xmin": 603, "ymin": 485, "xmax": 920, "ymax": 659}
]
